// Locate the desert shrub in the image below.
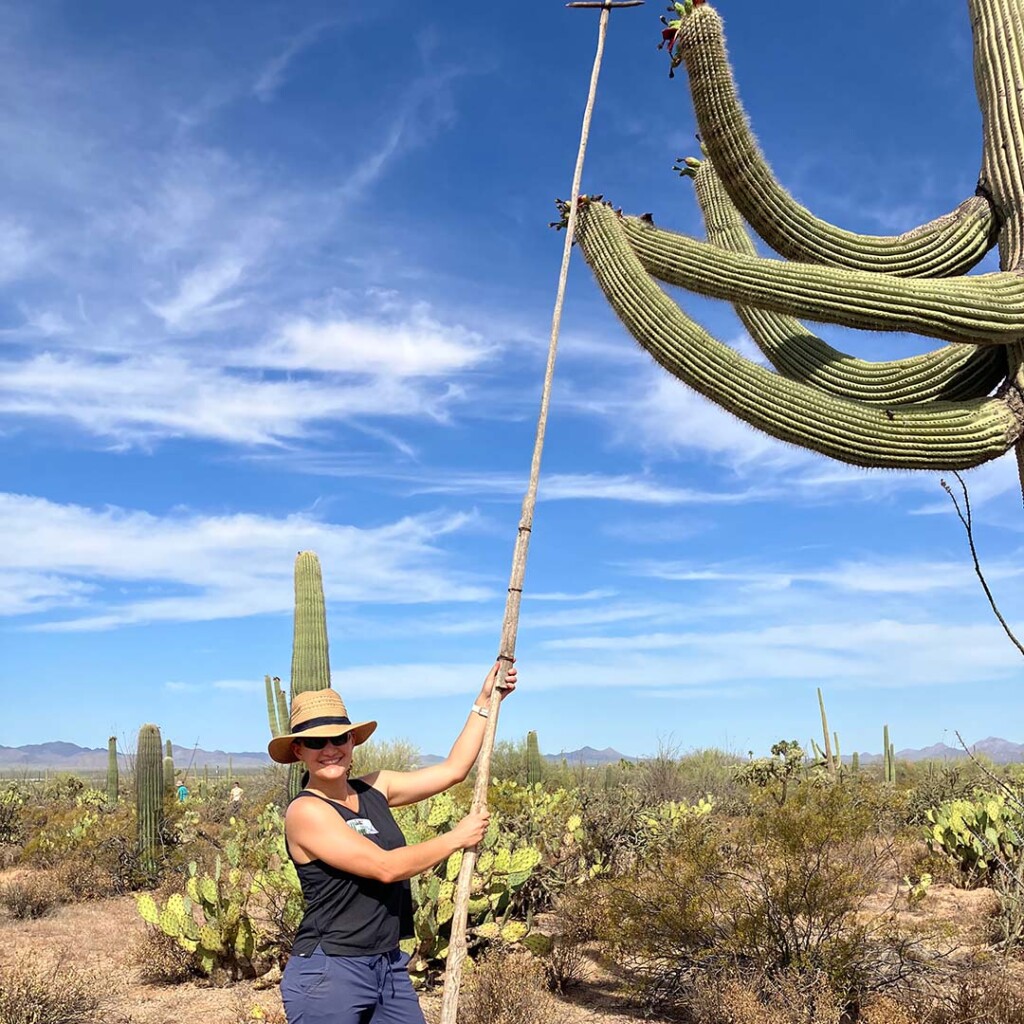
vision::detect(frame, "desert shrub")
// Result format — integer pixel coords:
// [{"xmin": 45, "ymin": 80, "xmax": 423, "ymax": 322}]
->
[
  {"xmin": 903, "ymin": 760, "xmax": 983, "ymax": 824},
  {"xmin": 0, "ymin": 783, "xmax": 26, "ymax": 844},
  {"xmin": 125, "ymin": 927, "xmax": 202, "ymax": 984},
  {"xmin": 489, "ymin": 737, "xmax": 531, "ymax": 785},
  {"xmin": 41, "ymin": 772, "xmax": 86, "ymax": 803},
  {"xmin": 0, "ymin": 955, "xmax": 104, "ymax": 1024},
  {"xmin": 0, "ymin": 871, "xmax": 66, "ymax": 918},
  {"xmin": 50, "ymin": 856, "xmax": 119, "ymax": 902},
  {"xmin": 0, "ymin": 843, "xmax": 22, "ymax": 868},
  {"xmin": 688, "ymin": 969, "xmax": 845, "ymax": 1024},
  {"xmin": 20, "ymin": 801, "xmax": 151, "ymax": 892},
  {"xmin": 351, "ymin": 736, "xmax": 420, "ymax": 776},
  {"xmin": 544, "ymin": 882, "xmax": 604, "ymax": 994},
  {"xmin": 460, "ymin": 949, "xmax": 559, "ymax": 1024},
  {"xmin": 893, "ymin": 961, "xmax": 1024, "ymax": 1023},
  {"xmin": 601, "ymin": 782, "xmax": 916, "ymax": 1016}
]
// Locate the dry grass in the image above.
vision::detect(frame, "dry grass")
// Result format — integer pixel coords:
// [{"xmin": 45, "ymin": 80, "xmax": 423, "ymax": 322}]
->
[
  {"xmin": 0, "ymin": 953, "xmax": 106, "ymax": 1024},
  {"xmin": 0, "ymin": 870, "xmax": 66, "ymax": 918},
  {"xmin": 688, "ymin": 971, "xmax": 845, "ymax": 1024},
  {"xmin": 125, "ymin": 927, "xmax": 202, "ymax": 984},
  {"xmin": 458, "ymin": 950, "xmax": 560, "ymax": 1024}
]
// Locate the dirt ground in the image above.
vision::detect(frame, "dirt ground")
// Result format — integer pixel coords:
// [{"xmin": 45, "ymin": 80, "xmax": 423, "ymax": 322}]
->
[
  {"xmin": 0, "ymin": 872, "xmax": 649, "ymax": 1024},
  {"xmin": 0, "ymin": 862, "xmax": 1008, "ymax": 1024}
]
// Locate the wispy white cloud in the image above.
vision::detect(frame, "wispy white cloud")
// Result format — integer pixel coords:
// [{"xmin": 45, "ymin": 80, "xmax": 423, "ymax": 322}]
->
[
  {"xmin": 252, "ymin": 21, "xmax": 344, "ymax": 103},
  {"xmin": 147, "ymin": 256, "xmax": 248, "ymax": 330},
  {"xmin": 0, "ymin": 492, "xmax": 489, "ymax": 630},
  {"xmin": 0, "ymin": 352, "xmax": 463, "ymax": 446},
  {"xmin": 631, "ymin": 556, "xmax": 1024, "ymax": 595},
  {"xmin": 250, "ymin": 308, "xmax": 492, "ymax": 376},
  {"xmin": 329, "ymin": 616, "xmax": 1022, "ymax": 700},
  {"xmin": 527, "ymin": 589, "xmax": 617, "ymax": 602},
  {"xmin": 410, "ymin": 470, "xmax": 762, "ymax": 506}
]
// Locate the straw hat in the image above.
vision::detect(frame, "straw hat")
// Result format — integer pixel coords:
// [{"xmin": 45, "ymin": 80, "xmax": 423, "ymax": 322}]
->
[{"xmin": 267, "ymin": 688, "xmax": 377, "ymax": 764}]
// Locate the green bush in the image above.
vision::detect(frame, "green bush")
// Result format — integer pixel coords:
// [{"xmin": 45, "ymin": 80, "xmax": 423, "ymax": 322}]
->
[{"xmin": 600, "ymin": 782, "xmax": 915, "ymax": 1015}]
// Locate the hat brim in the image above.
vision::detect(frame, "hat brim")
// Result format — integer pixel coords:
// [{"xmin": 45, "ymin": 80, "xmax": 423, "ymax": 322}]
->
[{"xmin": 267, "ymin": 720, "xmax": 377, "ymax": 764}]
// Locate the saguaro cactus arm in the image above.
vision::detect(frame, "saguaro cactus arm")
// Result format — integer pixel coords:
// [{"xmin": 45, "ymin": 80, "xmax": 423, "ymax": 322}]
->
[
  {"xmin": 672, "ymin": 5, "xmax": 999, "ymax": 277},
  {"xmin": 620, "ymin": 214, "xmax": 1024, "ymax": 347},
  {"xmin": 690, "ymin": 158, "xmax": 1007, "ymax": 404},
  {"xmin": 573, "ymin": 198, "xmax": 1022, "ymax": 469}
]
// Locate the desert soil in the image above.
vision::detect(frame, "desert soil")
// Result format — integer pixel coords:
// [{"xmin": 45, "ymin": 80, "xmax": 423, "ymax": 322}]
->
[{"xmin": 0, "ymin": 868, "xmax": 648, "ymax": 1024}]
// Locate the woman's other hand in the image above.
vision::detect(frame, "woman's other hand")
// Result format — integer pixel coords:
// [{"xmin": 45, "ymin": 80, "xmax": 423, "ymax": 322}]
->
[
  {"xmin": 452, "ymin": 808, "xmax": 491, "ymax": 848},
  {"xmin": 478, "ymin": 660, "xmax": 517, "ymax": 705}
]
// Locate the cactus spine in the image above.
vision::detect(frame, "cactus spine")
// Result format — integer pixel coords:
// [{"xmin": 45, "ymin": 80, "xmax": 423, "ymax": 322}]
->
[
  {"xmin": 573, "ymin": 0, "xmax": 1024, "ymax": 487},
  {"xmin": 526, "ymin": 731, "xmax": 544, "ymax": 786},
  {"xmin": 136, "ymin": 724, "xmax": 164, "ymax": 873},
  {"xmin": 288, "ymin": 551, "xmax": 334, "ymax": 800},
  {"xmin": 106, "ymin": 736, "xmax": 118, "ymax": 807}
]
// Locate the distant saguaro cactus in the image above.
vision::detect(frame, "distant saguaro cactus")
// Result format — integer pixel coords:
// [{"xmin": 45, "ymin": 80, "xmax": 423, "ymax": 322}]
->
[
  {"xmin": 573, "ymin": 0, "xmax": 1024, "ymax": 490},
  {"xmin": 526, "ymin": 731, "xmax": 544, "ymax": 786},
  {"xmin": 106, "ymin": 736, "xmax": 118, "ymax": 807},
  {"xmin": 136, "ymin": 724, "xmax": 164, "ymax": 873},
  {"xmin": 288, "ymin": 551, "xmax": 334, "ymax": 800},
  {"xmin": 163, "ymin": 739, "xmax": 175, "ymax": 795}
]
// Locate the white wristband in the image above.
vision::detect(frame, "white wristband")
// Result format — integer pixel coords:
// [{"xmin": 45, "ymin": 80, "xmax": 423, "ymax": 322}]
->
[{"xmin": 470, "ymin": 704, "xmax": 489, "ymax": 718}]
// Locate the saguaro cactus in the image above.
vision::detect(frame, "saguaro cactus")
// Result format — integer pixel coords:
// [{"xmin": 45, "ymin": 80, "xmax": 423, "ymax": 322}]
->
[
  {"xmin": 264, "ymin": 674, "xmax": 288, "ymax": 738},
  {"xmin": 106, "ymin": 736, "xmax": 118, "ymax": 807},
  {"xmin": 136, "ymin": 724, "xmax": 164, "ymax": 873},
  {"xmin": 163, "ymin": 740, "xmax": 175, "ymax": 795},
  {"xmin": 526, "ymin": 730, "xmax": 544, "ymax": 785},
  {"xmin": 287, "ymin": 551, "xmax": 334, "ymax": 799},
  {"xmin": 572, "ymin": 0, "xmax": 1024, "ymax": 484}
]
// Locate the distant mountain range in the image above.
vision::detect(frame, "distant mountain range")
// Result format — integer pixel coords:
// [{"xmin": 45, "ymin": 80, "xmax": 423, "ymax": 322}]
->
[
  {"xmin": 0, "ymin": 741, "xmax": 632, "ymax": 772},
  {"xmin": 4, "ymin": 738, "xmax": 1024, "ymax": 772}
]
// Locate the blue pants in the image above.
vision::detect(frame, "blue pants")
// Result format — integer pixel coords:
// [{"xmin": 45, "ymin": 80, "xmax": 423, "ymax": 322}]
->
[{"xmin": 281, "ymin": 946, "xmax": 426, "ymax": 1024}]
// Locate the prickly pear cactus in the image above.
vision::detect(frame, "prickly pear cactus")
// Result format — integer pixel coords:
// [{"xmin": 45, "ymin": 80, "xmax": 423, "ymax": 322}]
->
[
  {"xmin": 395, "ymin": 792, "xmax": 544, "ymax": 986},
  {"xmin": 137, "ymin": 803, "xmax": 302, "ymax": 978},
  {"xmin": 926, "ymin": 794, "xmax": 1024, "ymax": 885}
]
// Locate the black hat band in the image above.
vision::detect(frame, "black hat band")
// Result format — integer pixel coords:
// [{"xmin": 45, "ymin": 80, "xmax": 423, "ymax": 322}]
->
[{"xmin": 293, "ymin": 715, "xmax": 352, "ymax": 733}]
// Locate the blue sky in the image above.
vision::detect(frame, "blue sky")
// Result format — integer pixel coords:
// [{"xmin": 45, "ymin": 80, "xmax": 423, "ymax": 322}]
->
[{"xmin": 2, "ymin": 0, "xmax": 1022, "ymax": 760}]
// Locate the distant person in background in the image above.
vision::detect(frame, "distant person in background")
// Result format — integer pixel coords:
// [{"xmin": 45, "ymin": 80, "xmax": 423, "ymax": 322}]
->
[
  {"xmin": 176, "ymin": 780, "xmax": 189, "ymax": 803},
  {"xmin": 230, "ymin": 782, "xmax": 243, "ymax": 805},
  {"xmin": 270, "ymin": 660, "xmax": 516, "ymax": 1024}
]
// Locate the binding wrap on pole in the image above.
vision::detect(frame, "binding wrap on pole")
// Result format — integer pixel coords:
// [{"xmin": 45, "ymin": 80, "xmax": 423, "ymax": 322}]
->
[{"xmin": 437, "ymin": 3, "xmax": 643, "ymax": 1020}]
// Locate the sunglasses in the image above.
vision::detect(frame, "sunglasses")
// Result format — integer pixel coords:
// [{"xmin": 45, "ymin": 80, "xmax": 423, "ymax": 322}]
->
[{"xmin": 299, "ymin": 733, "xmax": 355, "ymax": 750}]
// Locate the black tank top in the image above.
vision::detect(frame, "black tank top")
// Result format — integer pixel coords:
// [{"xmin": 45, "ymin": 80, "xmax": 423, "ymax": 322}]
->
[{"xmin": 288, "ymin": 780, "xmax": 414, "ymax": 956}]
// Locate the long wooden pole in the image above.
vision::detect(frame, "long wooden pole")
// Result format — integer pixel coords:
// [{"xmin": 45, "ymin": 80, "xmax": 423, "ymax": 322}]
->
[{"xmin": 438, "ymin": 4, "xmax": 642, "ymax": 1021}]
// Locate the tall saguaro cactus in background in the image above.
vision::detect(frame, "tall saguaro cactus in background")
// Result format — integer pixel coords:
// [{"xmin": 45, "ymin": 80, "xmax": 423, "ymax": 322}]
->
[
  {"xmin": 106, "ymin": 736, "xmax": 118, "ymax": 807},
  {"xmin": 136, "ymin": 724, "xmax": 164, "ymax": 874},
  {"xmin": 526, "ymin": 730, "xmax": 544, "ymax": 785},
  {"xmin": 572, "ymin": 0, "xmax": 1024, "ymax": 485},
  {"xmin": 287, "ymin": 551, "xmax": 333, "ymax": 800}
]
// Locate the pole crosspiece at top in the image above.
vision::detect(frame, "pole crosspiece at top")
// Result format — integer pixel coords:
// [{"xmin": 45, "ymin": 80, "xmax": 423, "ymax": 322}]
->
[{"xmin": 436, "ymin": 4, "xmax": 642, "ymax": 1022}]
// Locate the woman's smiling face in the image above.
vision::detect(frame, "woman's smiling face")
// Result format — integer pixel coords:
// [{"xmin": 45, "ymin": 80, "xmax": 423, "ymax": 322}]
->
[{"xmin": 292, "ymin": 733, "xmax": 355, "ymax": 780}]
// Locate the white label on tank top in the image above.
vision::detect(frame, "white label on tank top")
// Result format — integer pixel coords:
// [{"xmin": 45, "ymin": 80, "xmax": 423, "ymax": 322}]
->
[{"xmin": 347, "ymin": 817, "xmax": 379, "ymax": 836}]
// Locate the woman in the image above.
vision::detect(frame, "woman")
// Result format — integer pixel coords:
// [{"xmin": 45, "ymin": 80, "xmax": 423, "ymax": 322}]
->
[{"xmin": 268, "ymin": 661, "xmax": 517, "ymax": 1024}]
